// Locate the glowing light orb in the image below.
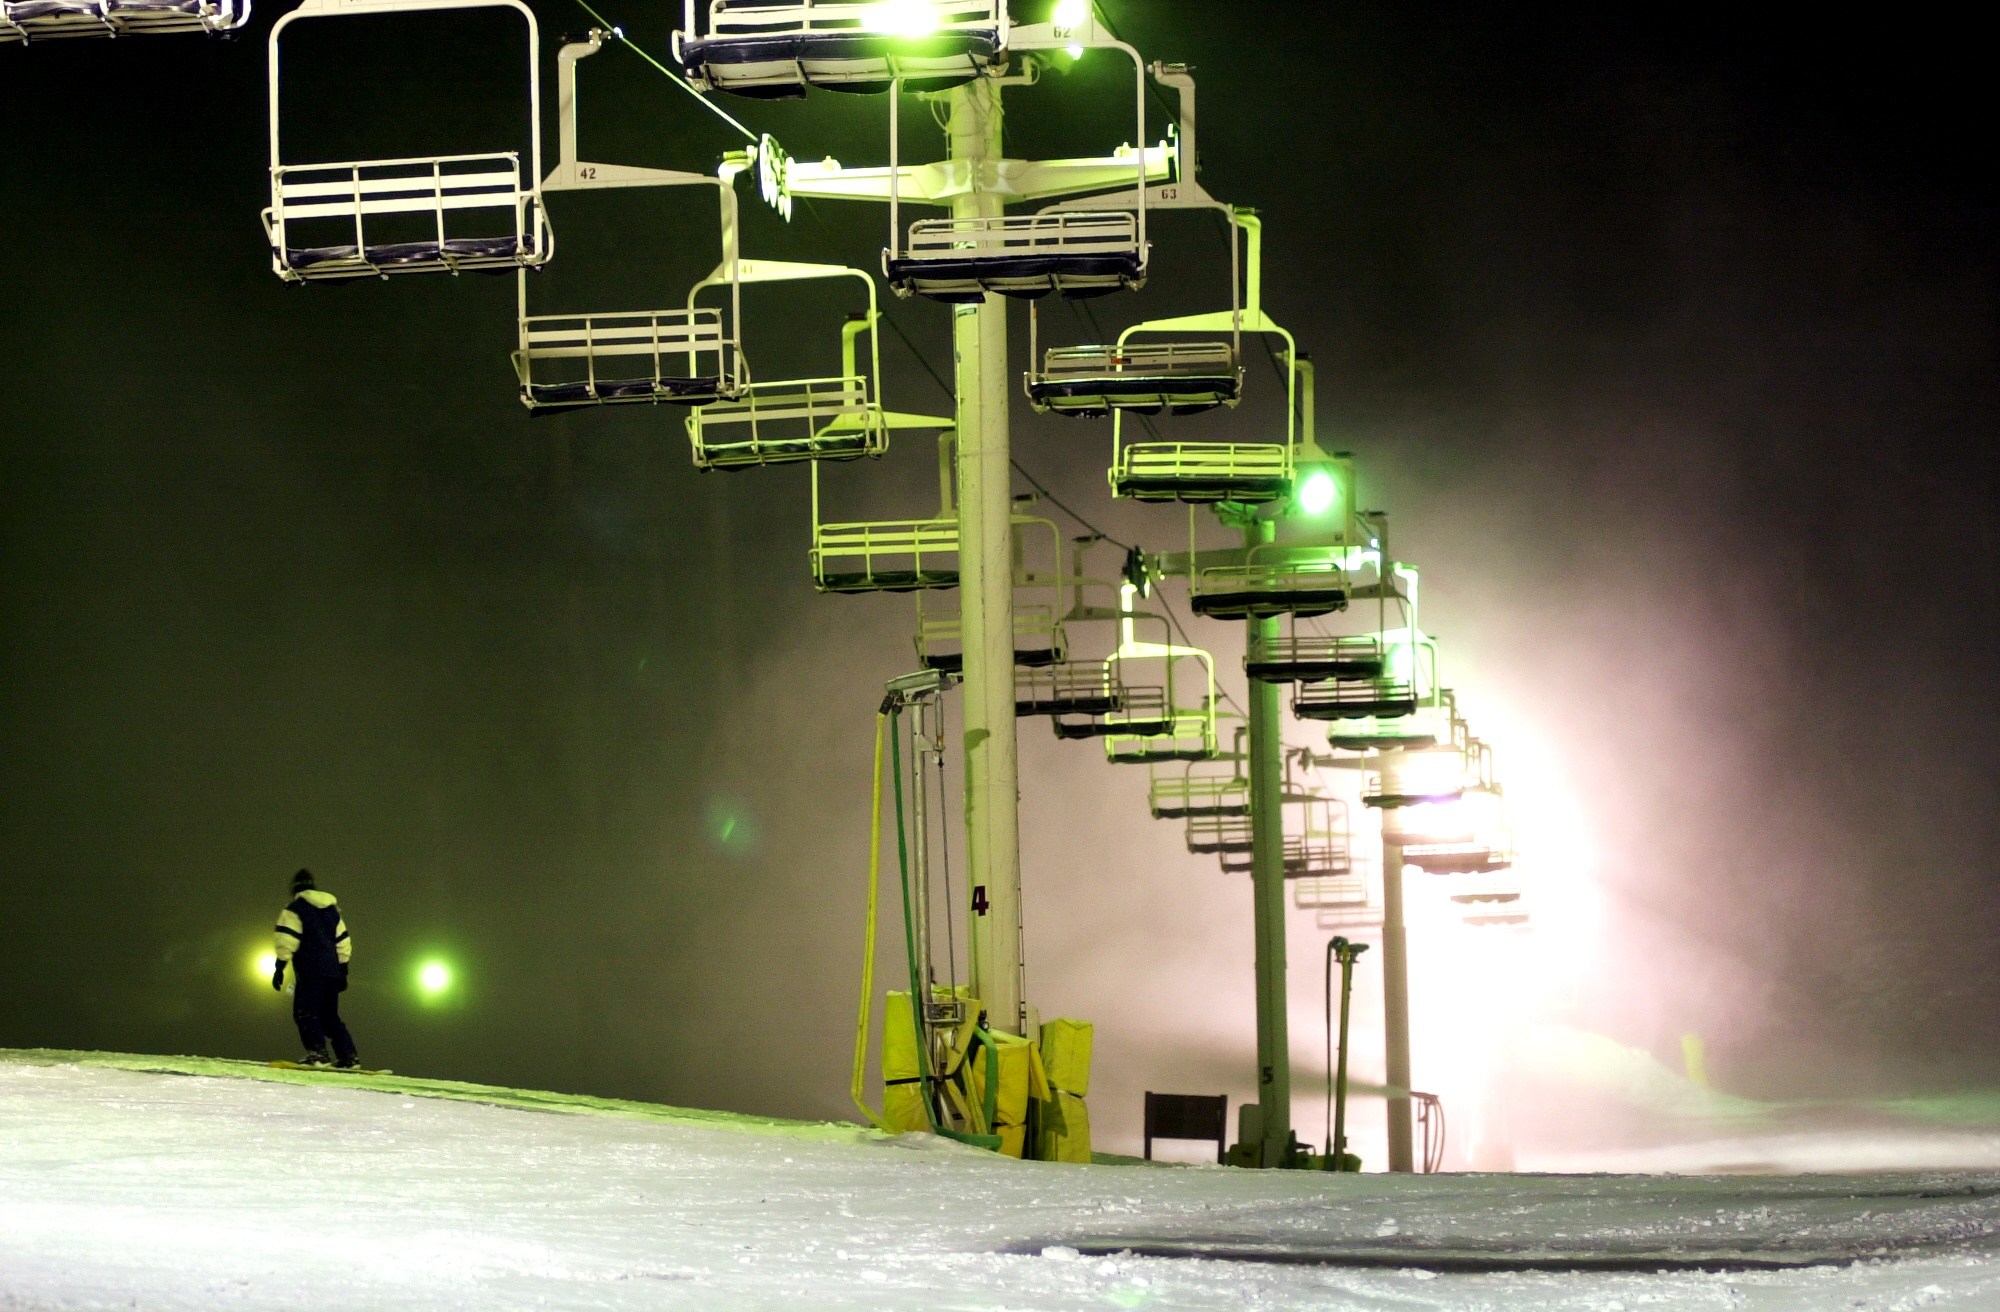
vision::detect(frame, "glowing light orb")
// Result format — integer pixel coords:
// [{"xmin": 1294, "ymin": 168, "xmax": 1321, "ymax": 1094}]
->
[
  {"xmin": 1298, "ymin": 468, "xmax": 1338, "ymax": 516},
  {"xmin": 250, "ymin": 950, "xmax": 278, "ymax": 987},
  {"xmin": 417, "ymin": 961, "xmax": 452, "ymax": 996},
  {"xmin": 1065, "ymin": 42, "xmax": 1084, "ymax": 59},
  {"xmin": 1052, "ymin": 0, "xmax": 1089, "ymax": 31},
  {"xmin": 864, "ymin": 0, "xmax": 938, "ymax": 35}
]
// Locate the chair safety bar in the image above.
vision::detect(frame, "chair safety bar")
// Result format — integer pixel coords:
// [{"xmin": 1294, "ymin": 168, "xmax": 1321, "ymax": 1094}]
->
[
  {"xmin": 514, "ymin": 308, "xmax": 734, "ymax": 411},
  {"xmin": 688, "ymin": 377, "xmax": 886, "ymax": 469},
  {"xmin": 266, "ymin": 0, "xmax": 548, "ymax": 283},
  {"xmin": 1293, "ymin": 677, "xmax": 1418, "ymax": 721},
  {"xmin": 811, "ymin": 518, "xmax": 959, "ymax": 594},
  {"xmin": 1, "ymin": 0, "xmax": 248, "ymax": 38}
]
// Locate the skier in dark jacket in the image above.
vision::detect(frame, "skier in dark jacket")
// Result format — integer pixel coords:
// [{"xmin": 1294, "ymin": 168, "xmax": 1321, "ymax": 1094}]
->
[{"xmin": 271, "ymin": 868, "xmax": 358, "ymax": 1068}]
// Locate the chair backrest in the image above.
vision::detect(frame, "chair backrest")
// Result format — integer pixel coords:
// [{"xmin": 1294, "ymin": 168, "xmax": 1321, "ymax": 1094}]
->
[{"xmin": 1143, "ymin": 1091, "xmax": 1228, "ymax": 1164}]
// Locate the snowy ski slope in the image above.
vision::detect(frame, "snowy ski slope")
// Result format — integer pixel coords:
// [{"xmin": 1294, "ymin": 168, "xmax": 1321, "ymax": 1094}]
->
[{"xmin": 5, "ymin": 1050, "xmax": 2000, "ymax": 1310}]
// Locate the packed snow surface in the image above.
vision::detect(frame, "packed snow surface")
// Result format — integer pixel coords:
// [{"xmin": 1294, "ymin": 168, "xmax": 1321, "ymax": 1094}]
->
[{"xmin": 5, "ymin": 1052, "xmax": 2000, "ymax": 1310}]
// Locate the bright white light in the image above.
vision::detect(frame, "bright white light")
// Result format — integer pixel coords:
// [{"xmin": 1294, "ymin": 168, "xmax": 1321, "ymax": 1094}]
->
[
  {"xmin": 1298, "ymin": 468, "xmax": 1338, "ymax": 516},
  {"xmin": 249, "ymin": 950, "xmax": 277, "ymax": 987},
  {"xmin": 865, "ymin": 0, "xmax": 938, "ymax": 35},
  {"xmin": 417, "ymin": 961, "xmax": 452, "ymax": 996},
  {"xmin": 1052, "ymin": 0, "xmax": 1089, "ymax": 31},
  {"xmin": 1065, "ymin": 42, "xmax": 1084, "ymax": 58}
]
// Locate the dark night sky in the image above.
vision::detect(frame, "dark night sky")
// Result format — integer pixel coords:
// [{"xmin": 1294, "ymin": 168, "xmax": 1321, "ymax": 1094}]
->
[{"xmin": 2, "ymin": 3, "xmax": 1994, "ymax": 1143}]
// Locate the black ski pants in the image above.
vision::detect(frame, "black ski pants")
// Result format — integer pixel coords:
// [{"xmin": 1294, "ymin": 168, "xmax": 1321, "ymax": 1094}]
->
[{"xmin": 293, "ymin": 974, "xmax": 356, "ymax": 1063}]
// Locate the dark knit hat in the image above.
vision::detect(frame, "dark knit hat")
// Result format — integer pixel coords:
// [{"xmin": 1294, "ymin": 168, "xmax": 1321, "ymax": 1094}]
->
[{"xmin": 290, "ymin": 868, "xmax": 316, "ymax": 894}]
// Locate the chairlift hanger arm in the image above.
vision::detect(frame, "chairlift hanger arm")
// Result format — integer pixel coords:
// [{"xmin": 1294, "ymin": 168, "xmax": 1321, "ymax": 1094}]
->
[{"xmin": 546, "ymin": 32, "xmax": 728, "ymax": 191}]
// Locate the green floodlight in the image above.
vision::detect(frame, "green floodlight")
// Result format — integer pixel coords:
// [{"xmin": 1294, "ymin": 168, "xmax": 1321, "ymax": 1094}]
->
[
  {"xmin": 1052, "ymin": 0, "xmax": 1089, "ymax": 31},
  {"xmin": 416, "ymin": 959, "xmax": 453, "ymax": 999},
  {"xmin": 1298, "ymin": 467, "xmax": 1338, "ymax": 516}
]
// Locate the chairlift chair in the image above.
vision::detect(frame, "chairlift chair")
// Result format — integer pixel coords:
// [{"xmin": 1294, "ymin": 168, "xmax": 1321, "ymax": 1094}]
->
[
  {"xmin": 1100, "ymin": 585, "xmax": 1218, "ymax": 764},
  {"xmin": 1, "ymin": 0, "xmax": 248, "ymax": 39},
  {"xmin": 1247, "ymin": 631, "xmax": 1387, "ymax": 684},
  {"xmin": 1365, "ymin": 744, "xmax": 1469, "ymax": 810},
  {"xmin": 1148, "ymin": 759, "xmax": 1249, "ymax": 819},
  {"xmin": 1185, "ymin": 811, "xmax": 1252, "ymax": 857},
  {"xmin": 264, "ymin": 0, "xmax": 551, "ymax": 283},
  {"xmin": 1015, "ymin": 659, "xmax": 1123, "ymax": 719},
  {"xmin": 1022, "ymin": 203, "xmax": 1250, "ymax": 419},
  {"xmin": 1284, "ymin": 797, "xmax": 1351, "ymax": 879},
  {"xmin": 1098, "ymin": 216, "xmax": 1302, "ymax": 504},
  {"xmin": 512, "ymin": 67, "xmax": 751, "ymax": 413},
  {"xmin": 1189, "ymin": 544, "xmax": 1350, "ymax": 620},
  {"xmin": 915, "ymin": 511, "xmax": 1067, "ymax": 668},
  {"xmin": 880, "ymin": 29, "xmax": 1151, "ymax": 302},
  {"xmin": 688, "ymin": 275, "xmax": 904, "ymax": 468},
  {"xmin": 674, "ymin": 0, "xmax": 1006, "ymax": 99}
]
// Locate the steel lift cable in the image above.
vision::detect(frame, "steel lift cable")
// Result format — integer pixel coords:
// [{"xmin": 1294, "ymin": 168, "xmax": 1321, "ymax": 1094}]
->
[{"xmin": 570, "ymin": 0, "xmax": 759, "ymax": 143}]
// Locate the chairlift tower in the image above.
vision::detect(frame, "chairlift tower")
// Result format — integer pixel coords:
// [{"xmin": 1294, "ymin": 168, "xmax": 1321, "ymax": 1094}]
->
[{"xmin": 783, "ymin": 9, "xmax": 1167, "ymax": 1036}]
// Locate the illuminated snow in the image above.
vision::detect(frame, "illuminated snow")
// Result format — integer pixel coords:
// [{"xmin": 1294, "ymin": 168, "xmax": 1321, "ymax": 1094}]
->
[{"xmin": 5, "ymin": 1054, "xmax": 2000, "ymax": 1311}]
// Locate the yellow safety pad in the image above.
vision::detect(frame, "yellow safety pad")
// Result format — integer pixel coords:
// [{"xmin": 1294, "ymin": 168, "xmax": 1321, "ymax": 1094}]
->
[
  {"xmin": 1038, "ymin": 1018, "xmax": 1094, "ymax": 1097},
  {"xmin": 1034, "ymin": 1089, "xmax": 1092, "ymax": 1164},
  {"xmin": 883, "ymin": 1082, "xmax": 930, "ymax": 1134},
  {"xmin": 966, "ymin": 1030, "xmax": 1051, "ymax": 1156},
  {"xmin": 883, "ymin": 993, "xmax": 921, "ymax": 1081},
  {"xmin": 879, "ymin": 992, "xmax": 930, "ymax": 1134}
]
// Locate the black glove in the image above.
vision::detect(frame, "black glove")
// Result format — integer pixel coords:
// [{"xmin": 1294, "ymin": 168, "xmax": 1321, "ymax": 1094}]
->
[
  {"xmin": 338, "ymin": 962, "xmax": 349, "ymax": 993},
  {"xmin": 271, "ymin": 960, "xmax": 286, "ymax": 991}
]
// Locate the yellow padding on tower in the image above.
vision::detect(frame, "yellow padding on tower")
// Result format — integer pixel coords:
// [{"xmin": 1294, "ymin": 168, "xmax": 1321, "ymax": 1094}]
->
[
  {"xmin": 1035, "ymin": 1089, "xmax": 1093, "ymax": 1164},
  {"xmin": 880, "ymin": 992, "xmax": 930, "ymax": 1134},
  {"xmin": 965, "ymin": 1029, "xmax": 1050, "ymax": 1158},
  {"xmin": 1039, "ymin": 1018, "xmax": 1094, "ymax": 1097}
]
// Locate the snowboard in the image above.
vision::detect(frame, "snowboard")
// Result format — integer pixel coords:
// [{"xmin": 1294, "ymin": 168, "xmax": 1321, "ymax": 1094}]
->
[{"xmin": 269, "ymin": 1060, "xmax": 394, "ymax": 1075}]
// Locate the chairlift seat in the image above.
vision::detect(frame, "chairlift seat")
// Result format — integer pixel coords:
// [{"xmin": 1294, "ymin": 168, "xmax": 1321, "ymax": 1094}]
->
[
  {"xmin": 1016, "ymin": 661, "xmax": 1122, "ymax": 719},
  {"xmin": 1293, "ymin": 679, "xmax": 1418, "ymax": 722},
  {"xmin": 1190, "ymin": 558, "xmax": 1348, "ymax": 620},
  {"xmin": 516, "ymin": 309, "xmax": 732, "ymax": 413},
  {"xmin": 1026, "ymin": 343, "xmax": 1243, "ymax": 417},
  {"xmin": 926, "ymin": 646, "xmax": 1061, "ymax": 674},
  {"xmin": 1148, "ymin": 773, "xmax": 1249, "ymax": 820},
  {"xmin": 1246, "ymin": 633, "xmax": 1387, "ymax": 684},
  {"xmin": 264, "ymin": 155, "xmax": 549, "ymax": 284},
  {"xmin": 885, "ymin": 213, "xmax": 1146, "ymax": 304},
  {"xmin": 1111, "ymin": 442, "xmax": 1292, "ymax": 505},
  {"xmin": 1406, "ymin": 843, "xmax": 1508, "ymax": 874},
  {"xmin": 689, "ymin": 377, "xmax": 886, "ymax": 469},
  {"xmin": 1325, "ymin": 720, "xmax": 1439, "ymax": 752},
  {"xmin": 1293, "ymin": 873, "xmax": 1370, "ymax": 909},
  {"xmin": 1104, "ymin": 717, "xmax": 1214, "ymax": 763},
  {"xmin": 1185, "ymin": 813, "xmax": 1253, "ymax": 856},
  {"xmin": 811, "ymin": 518, "xmax": 957, "ymax": 594},
  {"xmin": 2, "ymin": 0, "xmax": 243, "ymax": 36},
  {"xmin": 679, "ymin": 0, "xmax": 1002, "ymax": 98}
]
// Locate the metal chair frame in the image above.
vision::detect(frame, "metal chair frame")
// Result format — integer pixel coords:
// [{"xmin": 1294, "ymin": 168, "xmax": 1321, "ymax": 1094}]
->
[
  {"xmin": 1, "ymin": 0, "xmax": 248, "ymax": 40},
  {"xmin": 264, "ymin": 0, "xmax": 550, "ymax": 284},
  {"xmin": 674, "ymin": 0, "xmax": 1006, "ymax": 99}
]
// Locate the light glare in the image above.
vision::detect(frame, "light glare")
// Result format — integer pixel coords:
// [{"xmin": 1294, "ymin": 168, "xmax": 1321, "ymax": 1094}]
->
[
  {"xmin": 1299, "ymin": 468, "xmax": 1338, "ymax": 516},
  {"xmin": 418, "ymin": 961, "xmax": 452, "ymax": 995},
  {"xmin": 865, "ymin": 0, "xmax": 938, "ymax": 35},
  {"xmin": 1052, "ymin": 0, "xmax": 1089, "ymax": 31}
]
